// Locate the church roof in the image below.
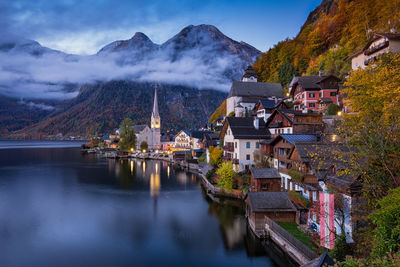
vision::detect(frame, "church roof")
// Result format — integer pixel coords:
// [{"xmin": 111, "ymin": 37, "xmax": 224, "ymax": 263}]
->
[
  {"xmin": 133, "ymin": 125, "xmax": 148, "ymax": 133},
  {"xmin": 152, "ymin": 88, "xmax": 159, "ymax": 117},
  {"xmin": 228, "ymin": 81, "xmax": 283, "ymax": 98},
  {"xmin": 242, "ymin": 65, "xmax": 258, "ymax": 79}
]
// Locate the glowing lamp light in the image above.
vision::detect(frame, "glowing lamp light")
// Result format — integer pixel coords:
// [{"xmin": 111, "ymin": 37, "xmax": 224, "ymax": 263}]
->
[
  {"xmin": 130, "ymin": 148, "xmax": 134, "ymax": 152},
  {"xmin": 337, "ymin": 111, "xmax": 342, "ymax": 116},
  {"xmin": 142, "ymin": 149, "xmax": 147, "ymax": 153}
]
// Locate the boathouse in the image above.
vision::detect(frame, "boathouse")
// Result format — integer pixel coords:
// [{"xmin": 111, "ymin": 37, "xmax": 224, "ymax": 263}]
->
[{"xmin": 246, "ymin": 192, "xmax": 296, "ymax": 232}]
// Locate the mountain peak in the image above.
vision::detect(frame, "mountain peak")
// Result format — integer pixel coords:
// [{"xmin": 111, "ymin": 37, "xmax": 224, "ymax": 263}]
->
[
  {"xmin": 98, "ymin": 31, "xmax": 158, "ymax": 54},
  {"xmin": 131, "ymin": 32, "xmax": 151, "ymax": 41}
]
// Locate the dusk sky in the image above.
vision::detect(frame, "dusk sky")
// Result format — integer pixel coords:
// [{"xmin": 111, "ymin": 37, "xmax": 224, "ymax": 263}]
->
[{"xmin": 1, "ymin": 0, "xmax": 321, "ymax": 55}]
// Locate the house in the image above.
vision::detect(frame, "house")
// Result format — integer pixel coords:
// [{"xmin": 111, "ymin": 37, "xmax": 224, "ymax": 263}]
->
[
  {"xmin": 253, "ymin": 99, "xmax": 287, "ymax": 122},
  {"xmin": 250, "ymin": 167, "xmax": 282, "ymax": 192},
  {"xmin": 226, "ymin": 66, "xmax": 283, "ymax": 116},
  {"xmin": 270, "ymin": 135, "xmax": 321, "ymax": 202},
  {"xmin": 160, "ymin": 133, "xmax": 174, "ymax": 151},
  {"xmin": 289, "ymin": 74, "xmax": 341, "ymax": 112},
  {"xmin": 190, "ymin": 130, "xmax": 211, "ymax": 156},
  {"xmin": 220, "ymin": 117, "xmax": 270, "ymax": 172},
  {"xmin": 266, "ymin": 109, "xmax": 324, "ymax": 138},
  {"xmin": 174, "ymin": 130, "xmax": 191, "ymax": 149},
  {"xmin": 349, "ymin": 33, "xmax": 400, "ymax": 70},
  {"xmin": 133, "ymin": 125, "xmax": 153, "ymax": 151},
  {"xmin": 201, "ymin": 132, "xmax": 220, "ymax": 149},
  {"xmin": 246, "ymin": 192, "xmax": 297, "ymax": 232}
]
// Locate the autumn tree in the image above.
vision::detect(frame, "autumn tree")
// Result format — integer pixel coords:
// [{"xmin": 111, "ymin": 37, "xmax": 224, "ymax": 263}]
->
[
  {"xmin": 216, "ymin": 161, "xmax": 235, "ymax": 191},
  {"xmin": 208, "ymin": 146, "xmax": 223, "ymax": 167}
]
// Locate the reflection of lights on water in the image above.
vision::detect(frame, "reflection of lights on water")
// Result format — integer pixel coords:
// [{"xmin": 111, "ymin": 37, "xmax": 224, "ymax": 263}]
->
[
  {"xmin": 155, "ymin": 163, "xmax": 158, "ymax": 173},
  {"xmin": 150, "ymin": 173, "xmax": 161, "ymax": 197},
  {"xmin": 142, "ymin": 161, "xmax": 146, "ymax": 173},
  {"xmin": 167, "ymin": 166, "xmax": 170, "ymax": 178},
  {"xmin": 130, "ymin": 160, "xmax": 134, "ymax": 174},
  {"xmin": 176, "ymin": 172, "xmax": 187, "ymax": 185}
]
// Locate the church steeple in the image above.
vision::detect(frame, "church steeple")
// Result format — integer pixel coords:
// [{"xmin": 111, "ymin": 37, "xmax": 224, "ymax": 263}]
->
[{"xmin": 151, "ymin": 88, "xmax": 161, "ymax": 129}]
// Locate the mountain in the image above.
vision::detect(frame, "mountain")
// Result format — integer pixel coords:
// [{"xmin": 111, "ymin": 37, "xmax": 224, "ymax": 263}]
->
[
  {"xmin": 0, "ymin": 24, "xmax": 259, "ymax": 138},
  {"xmin": 10, "ymin": 81, "xmax": 227, "ymax": 138},
  {"xmin": 253, "ymin": 0, "xmax": 400, "ymax": 86}
]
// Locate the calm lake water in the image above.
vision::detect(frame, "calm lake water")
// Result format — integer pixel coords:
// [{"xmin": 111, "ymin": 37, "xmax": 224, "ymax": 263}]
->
[{"xmin": 0, "ymin": 141, "xmax": 292, "ymax": 267}]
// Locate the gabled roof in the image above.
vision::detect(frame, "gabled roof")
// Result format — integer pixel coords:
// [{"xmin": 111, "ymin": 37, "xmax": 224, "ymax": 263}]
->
[
  {"xmin": 250, "ymin": 167, "xmax": 281, "ymax": 179},
  {"xmin": 190, "ymin": 130, "xmax": 211, "ymax": 139},
  {"xmin": 265, "ymin": 109, "xmax": 322, "ymax": 128},
  {"xmin": 221, "ymin": 117, "xmax": 270, "ymax": 140},
  {"xmin": 254, "ymin": 99, "xmax": 286, "ymax": 111},
  {"xmin": 349, "ymin": 33, "xmax": 400, "ymax": 59},
  {"xmin": 269, "ymin": 134, "xmax": 318, "ymax": 147},
  {"xmin": 319, "ymin": 97, "xmax": 333, "ymax": 103},
  {"xmin": 174, "ymin": 130, "xmax": 191, "ymax": 138},
  {"xmin": 228, "ymin": 81, "xmax": 283, "ymax": 98},
  {"xmin": 242, "ymin": 65, "xmax": 258, "ymax": 79},
  {"xmin": 289, "ymin": 75, "xmax": 340, "ymax": 94},
  {"xmin": 247, "ymin": 192, "xmax": 296, "ymax": 212}
]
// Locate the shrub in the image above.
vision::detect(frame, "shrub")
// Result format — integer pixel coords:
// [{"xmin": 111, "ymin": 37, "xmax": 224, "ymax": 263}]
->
[
  {"xmin": 288, "ymin": 169, "xmax": 304, "ymax": 183},
  {"xmin": 216, "ymin": 161, "xmax": 235, "ymax": 191}
]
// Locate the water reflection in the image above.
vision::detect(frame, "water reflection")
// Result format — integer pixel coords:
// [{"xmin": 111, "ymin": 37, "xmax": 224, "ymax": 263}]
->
[{"xmin": 0, "ymin": 147, "xmax": 290, "ymax": 267}]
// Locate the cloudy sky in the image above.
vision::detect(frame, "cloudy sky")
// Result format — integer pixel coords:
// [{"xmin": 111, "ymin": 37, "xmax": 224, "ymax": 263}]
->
[{"xmin": 1, "ymin": 0, "xmax": 321, "ymax": 54}]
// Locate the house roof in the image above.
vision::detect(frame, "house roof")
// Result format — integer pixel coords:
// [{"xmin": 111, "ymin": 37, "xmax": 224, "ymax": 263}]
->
[
  {"xmin": 289, "ymin": 75, "xmax": 340, "ymax": 94},
  {"xmin": 222, "ymin": 117, "xmax": 270, "ymax": 140},
  {"xmin": 250, "ymin": 167, "xmax": 281, "ymax": 179},
  {"xmin": 247, "ymin": 192, "xmax": 296, "ymax": 212},
  {"xmin": 228, "ymin": 81, "xmax": 283, "ymax": 98},
  {"xmin": 256, "ymin": 99, "xmax": 285, "ymax": 110},
  {"xmin": 280, "ymin": 134, "xmax": 318, "ymax": 145},
  {"xmin": 266, "ymin": 109, "xmax": 322, "ymax": 128},
  {"xmin": 349, "ymin": 33, "xmax": 400, "ymax": 59},
  {"xmin": 190, "ymin": 130, "xmax": 211, "ymax": 139}
]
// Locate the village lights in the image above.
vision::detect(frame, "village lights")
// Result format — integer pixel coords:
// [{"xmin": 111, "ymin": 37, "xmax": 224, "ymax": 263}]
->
[
  {"xmin": 142, "ymin": 149, "xmax": 147, "ymax": 153},
  {"xmin": 130, "ymin": 148, "xmax": 134, "ymax": 152},
  {"xmin": 337, "ymin": 111, "xmax": 342, "ymax": 116}
]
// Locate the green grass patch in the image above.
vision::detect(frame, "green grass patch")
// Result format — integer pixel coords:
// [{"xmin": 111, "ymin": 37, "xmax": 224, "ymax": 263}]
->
[{"xmin": 277, "ymin": 222, "xmax": 314, "ymax": 251}]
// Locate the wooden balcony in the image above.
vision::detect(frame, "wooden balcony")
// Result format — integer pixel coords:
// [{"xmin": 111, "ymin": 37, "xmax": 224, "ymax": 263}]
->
[
  {"xmin": 223, "ymin": 145, "xmax": 234, "ymax": 152},
  {"xmin": 364, "ymin": 40, "xmax": 389, "ymax": 56}
]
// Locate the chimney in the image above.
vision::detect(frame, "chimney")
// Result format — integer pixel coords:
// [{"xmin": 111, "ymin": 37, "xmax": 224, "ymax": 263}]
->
[
  {"xmin": 253, "ymin": 117, "xmax": 259, "ymax": 130},
  {"xmin": 274, "ymin": 98, "xmax": 278, "ymax": 104},
  {"xmin": 318, "ymin": 70, "xmax": 323, "ymax": 77}
]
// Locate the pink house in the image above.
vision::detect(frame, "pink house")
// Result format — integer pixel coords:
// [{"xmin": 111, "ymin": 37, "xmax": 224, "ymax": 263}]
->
[{"xmin": 289, "ymin": 74, "xmax": 341, "ymax": 112}]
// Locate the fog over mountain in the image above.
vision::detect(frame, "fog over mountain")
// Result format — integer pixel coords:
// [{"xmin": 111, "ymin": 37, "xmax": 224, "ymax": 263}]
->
[{"xmin": 0, "ymin": 25, "xmax": 260, "ymax": 102}]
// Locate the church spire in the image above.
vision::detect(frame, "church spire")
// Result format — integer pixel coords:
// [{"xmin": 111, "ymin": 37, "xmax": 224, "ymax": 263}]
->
[
  {"xmin": 152, "ymin": 87, "xmax": 159, "ymax": 117},
  {"xmin": 151, "ymin": 85, "xmax": 161, "ymax": 129}
]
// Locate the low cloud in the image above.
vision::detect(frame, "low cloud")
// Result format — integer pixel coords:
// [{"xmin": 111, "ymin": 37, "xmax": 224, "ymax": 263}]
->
[{"xmin": 0, "ymin": 34, "xmax": 249, "ymax": 100}]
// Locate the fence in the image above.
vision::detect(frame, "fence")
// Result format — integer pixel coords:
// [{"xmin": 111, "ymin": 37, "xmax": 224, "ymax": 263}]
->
[{"xmin": 265, "ymin": 216, "xmax": 318, "ymax": 261}]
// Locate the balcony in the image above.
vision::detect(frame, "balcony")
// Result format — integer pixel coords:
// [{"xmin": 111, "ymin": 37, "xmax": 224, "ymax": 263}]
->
[
  {"xmin": 222, "ymin": 154, "xmax": 232, "ymax": 161},
  {"xmin": 232, "ymin": 159, "xmax": 239, "ymax": 164},
  {"xmin": 223, "ymin": 145, "xmax": 234, "ymax": 152}
]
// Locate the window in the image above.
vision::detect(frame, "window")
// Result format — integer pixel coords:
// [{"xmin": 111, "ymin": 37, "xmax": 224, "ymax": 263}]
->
[
  {"xmin": 278, "ymin": 148, "xmax": 285, "ymax": 155},
  {"xmin": 235, "ymin": 153, "xmax": 237, "ymax": 159},
  {"xmin": 246, "ymin": 154, "xmax": 250, "ymax": 160},
  {"xmin": 330, "ymin": 92, "xmax": 337, "ymax": 96},
  {"xmin": 309, "ymin": 103, "xmax": 315, "ymax": 108},
  {"xmin": 235, "ymin": 142, "xmax": 237, "ymax": 148},
  {"xmin": 246, "ymin": 142, "xmax": 250, "ymax": 148},
  {"xmin": 279, "ymin": 161, "xmax": 286, "ymax": 168},
  {"xmin": 309, "ymin": 93, "xmax": 315, "ymax": 98},
  {"xmin": 319, "ymin": 93, "xmax": 321, "ymax": 97},
  {"xmin": 256, "ymin": 142, "xmax": 259, "ymax": 148}
]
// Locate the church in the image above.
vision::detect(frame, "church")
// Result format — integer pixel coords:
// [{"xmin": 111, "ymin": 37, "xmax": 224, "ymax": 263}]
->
[{"xmin": 133, "ymin": 89, "xmax": 161, "ymax": 151}]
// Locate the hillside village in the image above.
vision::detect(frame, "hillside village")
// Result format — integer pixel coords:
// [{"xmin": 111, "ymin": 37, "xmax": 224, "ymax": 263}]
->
[{"xmin": 82, "ymin": 32, "xmax": 400, "ymax": 265}]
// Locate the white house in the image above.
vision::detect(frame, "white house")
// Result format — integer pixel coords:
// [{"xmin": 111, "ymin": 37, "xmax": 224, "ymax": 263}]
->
[
  {"xmin": 220, "ymin": 117, "xmax": 270, "ymax": 172},
  {"xmin": 174, "ymin": 130, "xmax": 191, "ymax": 149}
]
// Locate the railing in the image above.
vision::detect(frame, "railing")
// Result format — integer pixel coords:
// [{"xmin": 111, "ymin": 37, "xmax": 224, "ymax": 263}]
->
[
  {"xmin": 223, "ymin": 145, "xmax": 234, "ymax": 152},
  {"xmin": 222, "ymin": 155, "xmax": 232, "ymax": 161},
  {"xmin": 264, "ymin": 216, "xmax": 318, "ymax": 261}
]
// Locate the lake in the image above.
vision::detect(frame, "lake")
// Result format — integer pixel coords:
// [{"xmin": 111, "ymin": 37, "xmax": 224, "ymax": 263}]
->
[{"xmin": 0, "ymin": 141, "xmax": 292, "ymax": 267}]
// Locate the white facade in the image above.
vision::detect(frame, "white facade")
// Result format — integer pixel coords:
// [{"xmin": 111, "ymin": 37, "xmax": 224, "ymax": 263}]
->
[
  {"xmin": 223, "ymin": 125, "xmax": 261, "ymax": 172},
  {"xmin": 174, "ymin": 131, "xmax": 191, "ymax": 149}
]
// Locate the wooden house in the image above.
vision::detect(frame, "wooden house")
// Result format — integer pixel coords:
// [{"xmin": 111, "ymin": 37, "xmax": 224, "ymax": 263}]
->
[
  {"xmin": 250, "ymin": 167, "xmax": 281, "ymax": 192},
  {"xmin": 246, "ymin": 192, "xmax": 296, "ymax": 232},
  {"xmin": 265, "ymin": 109, "xmax": 323, "ymax": 138}
]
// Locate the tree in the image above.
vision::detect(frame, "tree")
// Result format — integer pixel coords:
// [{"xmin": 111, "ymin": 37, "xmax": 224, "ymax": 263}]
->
[
  {"xmin": 208, "ymin": 146, "xmax": 222, "ymax": 167},
  {"xmin": 119, "ymin": 118, "xmax": 136, "ymax": 151},
  {"xmin": 278, "ymin": 63, "xmax": 296, "ymax": 88},
  {"xmin": 216, "ymin": 161, "xmax": 235, "ymax": 191},
  {"xmin": 370, "ymin": 187, "xmax": 400, "ymax": 257},
  {"xmin": 140, "ymin": 141, "xmax": 148, "ymax": 152},
  {"xmin": 326, "ymin": 104, "xmax": 341, "ymax": 116},
  {"xmin": 228, "ymin": 111, "xmax": 235, "ymax": 117}
]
